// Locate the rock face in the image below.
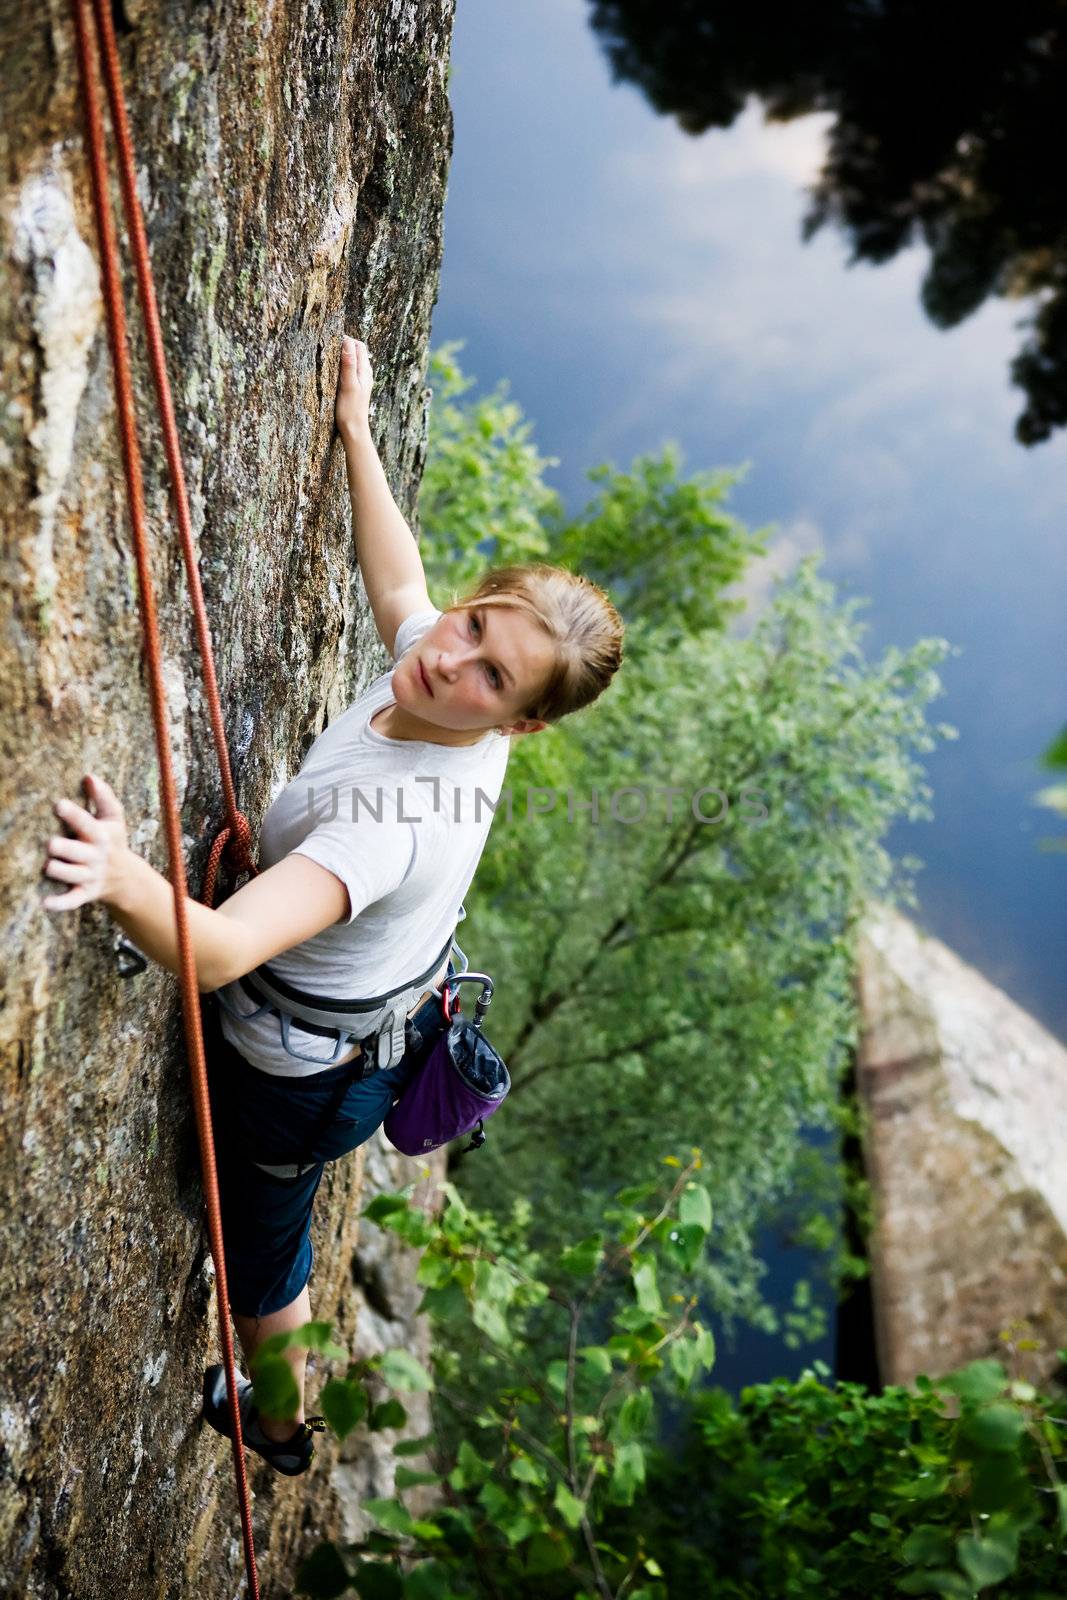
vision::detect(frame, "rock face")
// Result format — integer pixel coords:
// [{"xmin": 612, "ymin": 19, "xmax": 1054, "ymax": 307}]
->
[
  {"xmin": 855, "ymin": 902, "xmax": 1067, "ymax": 1392},
  {"xmin": 1, "ymin": 3, "xmax": 454, "ymax": 1594}
]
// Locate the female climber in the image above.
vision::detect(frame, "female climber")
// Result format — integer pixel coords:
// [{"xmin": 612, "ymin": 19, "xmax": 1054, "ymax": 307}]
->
[{"xmin": 41, "ymin": 334, "xmax": 624, "ymax": 1476}]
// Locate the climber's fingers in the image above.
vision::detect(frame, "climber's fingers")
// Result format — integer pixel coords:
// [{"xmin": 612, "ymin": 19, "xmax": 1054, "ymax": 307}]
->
[
  {"xmin": 43, "ymin": 779, "xmax": 130, "ymax": 916},
  {"xmin": 53, "ymin": 796, "xmax": 101, "ymax": 841},
  {"xmin": 336, "ymin": 334, "xmax": 373, "ymax": 434},
  {"xmin": 41, "ymin": 884, "xmax": 94, "ymax": 912},
  {"xmin": 44, "ymin": 857, "xmax": 93, "ymax": 886},
  {"xmin": 83, "ymin": 772, "xmax": 124, "ymax": 821},
  {"xmin": 47, "ymin": 835, "xmax": 95, "ymax": 863}
]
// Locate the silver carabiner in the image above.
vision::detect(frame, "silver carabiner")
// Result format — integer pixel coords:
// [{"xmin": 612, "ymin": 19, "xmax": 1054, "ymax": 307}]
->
[{"xmin": 442, "ymin": 970, "xmax": 493, "ymax": 1030}]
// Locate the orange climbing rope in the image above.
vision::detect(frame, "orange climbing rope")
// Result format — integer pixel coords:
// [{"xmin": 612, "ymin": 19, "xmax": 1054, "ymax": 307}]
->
[{"xmin": 71, "ymin": 0, "xmax": 261, "ymax": 1589}]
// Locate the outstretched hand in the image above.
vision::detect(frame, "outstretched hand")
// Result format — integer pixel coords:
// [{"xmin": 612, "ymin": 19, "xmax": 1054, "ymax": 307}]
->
[
  {"xmin": 335, "ymin": 334, "xmax": 374, "ymax": 438},
  {"xmin": 42, "ymin": 773, "xmax": 130, "ymax": 912}
]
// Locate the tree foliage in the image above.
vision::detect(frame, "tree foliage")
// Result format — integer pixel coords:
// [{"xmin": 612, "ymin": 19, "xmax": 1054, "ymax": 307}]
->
[
  {"xmin": 586, "ymin": 0, "xmax": 1067, "ymax": 446},
  {"xmin": 290, "ymin": 1179, "xmax": 1067, "ymax": 1599},
  {"xmin": 419, "ymin": 345, "xmax": 956, "ymax": 1341}
]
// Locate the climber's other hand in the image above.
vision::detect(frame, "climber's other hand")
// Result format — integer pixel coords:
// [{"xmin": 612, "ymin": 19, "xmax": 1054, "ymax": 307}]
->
[
  {"xmin": 43, "ymin": 773, "xmax": 131, "ymax": 912},
  {"xmin": 335, "ymin": 333, "xmax": 373, "ymax": 438}
]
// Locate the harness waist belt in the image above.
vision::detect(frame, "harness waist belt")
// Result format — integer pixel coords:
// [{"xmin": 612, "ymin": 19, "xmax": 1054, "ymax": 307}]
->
[
  {"xmin": 241, "ymin": 928, "xmax": 454, "ymax": 1034},
  {"xmin": 213, "ymin": 927, "xmax": 466, "ymax": 1066}
]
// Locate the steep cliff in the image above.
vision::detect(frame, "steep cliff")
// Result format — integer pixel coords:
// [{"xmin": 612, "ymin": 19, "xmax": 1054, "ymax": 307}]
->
[
  {"xmin": 1, "ymin": 3, "xmax": 455, "ymax": 1593},
  {"xmin": 855, "ymin": 902, "xmax": 1067, "ymax": 1393}
]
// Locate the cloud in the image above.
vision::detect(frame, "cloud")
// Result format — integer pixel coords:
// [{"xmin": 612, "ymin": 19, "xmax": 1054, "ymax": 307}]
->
[
  {"xmin": 617, "ymin": 96, "xmax": 834, "ymax": 190},
  {"xmin": 725, "ymin": 515, "xmax": 826, "ymax": 631}
]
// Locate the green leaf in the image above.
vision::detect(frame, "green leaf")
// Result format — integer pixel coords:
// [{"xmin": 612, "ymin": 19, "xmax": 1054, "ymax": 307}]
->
[
  {"xmin": 363, "ymin": 1194, "xmax": 413, "ymax": 1225},
  {"xmin": 1041, "ymin": 725, "xmax": 1067, "ymax": 768},
  {"xmin": 693, "ymin": 1322, "xmax": 716, "ymax": 1371},
  {"xmin": 254, "ymin": 1321, "xmax": 347, "ymax": 1363},
  {"xmin": 510, "ymin": 1453, "xmax": 547, "ymax": 1486},
  {"xmin": 250, "ymin": 1355, "xmax": 300, "ymax": 1422},
  {"xmin": 524, "ymin": 1530, "xmax": 573, "ymax": 1574},
  {"xmin": 417, "ymin": 1282, "xmax": 468, "ymax": 1323},
  {"xmin": 393, "ymin": 1434, "xmax": 436, "ymax": 1457},
  {"xmin": 968, "ymin": 1452, "xmax": 1031, "ymax": 1513},
  {"xmin": 319, "ymin": 1378, "xmax": 368, "ymax": 1440},
  {"xmin": 956, "ymin": 1532, "xmax": 1017, "ymax": 1585},
  {"xmin": 614, "ymin": 1388, "xmax": 653, "ymax": 1441},
  {"xmin": 379, "ymin": 1349, "xmax": 434, "ymax": 1393},
  {"xmin": 608, "ymin": 1440, "xmax": 646, "ymax": 1506},
  {"xmin": 404, "ymin": 1562, "xmax": 454, "ymax": 1600},
  {"xmin": 937, "ymin": 1359, "xmax": 1007, "ymax": 1404},
  {"xmin": 896, "ymin": 1573, "xmax": 975, "ymax": 1597},
  {"xmin": 631, "ymin": 1261, "xmax": 662, "ymax": 1315},
  {"xmin": 394, "ymin": 1466, "xmax": 441, "ymax": 1489},
  {"xmin": 579, "ymin": 1345, "xmax": 613, "ymax": 1378},
  {"xmin": 889, "ymin": 1475, "xmax": 953, "ymax": 1501},
  {"xmin": 369, "ymin": 1399, "xmax": 408, "ymax": 1432},
  {"xmin": 295, "ymin": 1541, "xmax": 351, "ymax": 1598},
  {"xmin": 547, "ymin": 1359, "xmax": 569, "ymax": 1395},
  {"xmin": 434, "ymin": 1507, "xmax": 475, "ymax": 1555},
  {"xmin": 501, "ymin": 1513, "xmax": 538, "ymax": 1547},
  {"xmin": 662, "ymin": 1222, "xmax": 706, "ymax": 1271},
  {"xmin": 362, "ymin": 1498, "xmax": 414, "ymax": 1534},
  {"xmin": 477, "ymin": 1481, "xmax": 513, "ymax": 1520},
  {"xmin": 901, "ymin": 1525, "xmax": 955, "ymax": 1565},
  {"xmin": 958, "ymin": 1403, "xmax": 1028, "ymax": 1454},
  {"xmin": 449, "ymin": 1439, "xmax": 490, "ymax": 1489},
  {"xmin": 670, "ymin": 1337, "xmax": 699, "ymax": 1388},
  {"xmin": 351, "ymin": 1562, "xmax": 404, "ymax": 1600},
  {"xmin": 678, "ymin": 1183, "xmax": 712, "ymax": 1232},
  {"xmin": 471, "ymin": 1298, "xmax": 509, "ymax": 1346},
  {"xmin": 560, "ymin": 1235, "xmax": 603, "ymax": 1275},
  {"xmin": 553, "ymin": 1482, "xmax": 585, "ymax": 1530},
  {"xmin": 386, "ymin": 1209, "xmax": 436, "ymax": 1248}
]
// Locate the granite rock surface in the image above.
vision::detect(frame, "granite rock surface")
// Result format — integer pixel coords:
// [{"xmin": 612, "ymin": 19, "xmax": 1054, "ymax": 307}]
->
[{"xmin": 1, "ymin": 2, "xmax": 455, "ymax": 1593}]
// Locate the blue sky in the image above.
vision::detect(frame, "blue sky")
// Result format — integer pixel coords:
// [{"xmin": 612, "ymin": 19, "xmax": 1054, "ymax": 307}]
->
[{"xmin": 433, "ymin": 0, "xmax": 1067, "ymax": 1048}]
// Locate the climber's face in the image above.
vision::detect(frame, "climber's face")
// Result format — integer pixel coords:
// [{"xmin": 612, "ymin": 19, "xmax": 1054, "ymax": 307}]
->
[{"xmin": 391, "ymin": 603, "xmax": 554, "ymax": 742}]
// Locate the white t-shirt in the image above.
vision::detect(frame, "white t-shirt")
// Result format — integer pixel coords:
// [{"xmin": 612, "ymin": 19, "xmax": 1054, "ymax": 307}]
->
[{"xmin": 216, "ymin": 609, "xmax": 511, "ymax": 1075}]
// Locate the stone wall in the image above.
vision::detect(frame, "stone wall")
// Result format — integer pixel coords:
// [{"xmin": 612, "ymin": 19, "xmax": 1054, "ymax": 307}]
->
[
  {"xmin": 1, "ymin": 2, "xmax": 455, "ymax": 1593},
  {"xmin": 855, "ymin": 901, "xmax": 1067, "ymax": 1393}
]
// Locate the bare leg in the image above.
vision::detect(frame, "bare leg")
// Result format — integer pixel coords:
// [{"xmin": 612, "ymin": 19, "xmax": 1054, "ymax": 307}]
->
[{"xmin": 233, "ymin": 1284, "xmax": 310, "ymax": 1442}]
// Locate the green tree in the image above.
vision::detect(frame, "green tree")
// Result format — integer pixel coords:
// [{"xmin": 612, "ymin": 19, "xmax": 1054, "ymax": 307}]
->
[
  {"xmin": 419, "ymin": 345, "xmax": 955, "ymax": 1344},
  {"xmin": 289, "ymin": 1178, "xmax": 1067, "ymax": 1599},
  {"xmin": 586, "ymin": 0, "xmax": 1067, "ymax": 446}
]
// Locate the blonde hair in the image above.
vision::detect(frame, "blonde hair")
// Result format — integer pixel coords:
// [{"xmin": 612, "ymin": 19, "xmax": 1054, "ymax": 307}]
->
[{"xmin": 446, "ymin": 563, "xmax": 624, "ymax": 723}]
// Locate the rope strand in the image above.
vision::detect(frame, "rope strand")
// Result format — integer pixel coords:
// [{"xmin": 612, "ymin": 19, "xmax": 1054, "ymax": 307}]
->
[
  {"xmin": 70, "ymin": 2, "xmax": 260, "ymax": 1589},
  {"xmin": 86, "ymin": 0, "xmax": 257, "ymax": 895}
]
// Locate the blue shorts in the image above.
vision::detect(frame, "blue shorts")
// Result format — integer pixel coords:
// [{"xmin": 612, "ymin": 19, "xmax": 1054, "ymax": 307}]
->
[{"xmin": 203, "ymin": 991, "xmax": 448, "ymax": 1318}]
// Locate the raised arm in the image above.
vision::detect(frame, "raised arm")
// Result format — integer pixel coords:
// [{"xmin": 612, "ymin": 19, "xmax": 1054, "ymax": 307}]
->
[{"xmin": 335, "ymin": 335, "xmax": 433, "ymax": 656}]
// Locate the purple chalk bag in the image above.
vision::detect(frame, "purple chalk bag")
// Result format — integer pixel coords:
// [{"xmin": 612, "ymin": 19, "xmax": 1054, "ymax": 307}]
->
[{"xmin": 384, "ymin": 971, "xmax": 511, "ymax": 1156}]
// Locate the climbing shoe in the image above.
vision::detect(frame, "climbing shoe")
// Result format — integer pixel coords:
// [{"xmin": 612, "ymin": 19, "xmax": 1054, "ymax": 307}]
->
[{"xmin": 201, "ymin": 1364, "xmax": 327, "ymax": 1477}]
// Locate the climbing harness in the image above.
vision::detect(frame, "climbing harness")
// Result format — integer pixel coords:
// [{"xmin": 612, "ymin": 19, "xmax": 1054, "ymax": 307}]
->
[
  {"xmin": 71, "ymin": 0, "xmax": 260, "ymax": 1588},
  {"xmin": 215, "ymin": 925, "xmax": 466, "ymax": 1067}
]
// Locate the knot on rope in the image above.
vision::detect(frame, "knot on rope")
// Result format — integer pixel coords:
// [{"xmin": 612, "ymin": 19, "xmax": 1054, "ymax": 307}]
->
[
  {"xmin": 222, "ymin": 810, "xmax": 256, "ymax": 875},
  {"xmin": 202, "ymin": 813, "xmax": 257, "ymax": 908}
]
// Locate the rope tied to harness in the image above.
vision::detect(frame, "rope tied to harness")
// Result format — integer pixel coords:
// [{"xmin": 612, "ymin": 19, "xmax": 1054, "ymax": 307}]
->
[
  {"xmin": 203, "ymin": 811, "xmax": 258, "ymax": 911},
  {"xmin": 70, "ymin": 0, "xmax": 261, "ymax": 1588}
]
